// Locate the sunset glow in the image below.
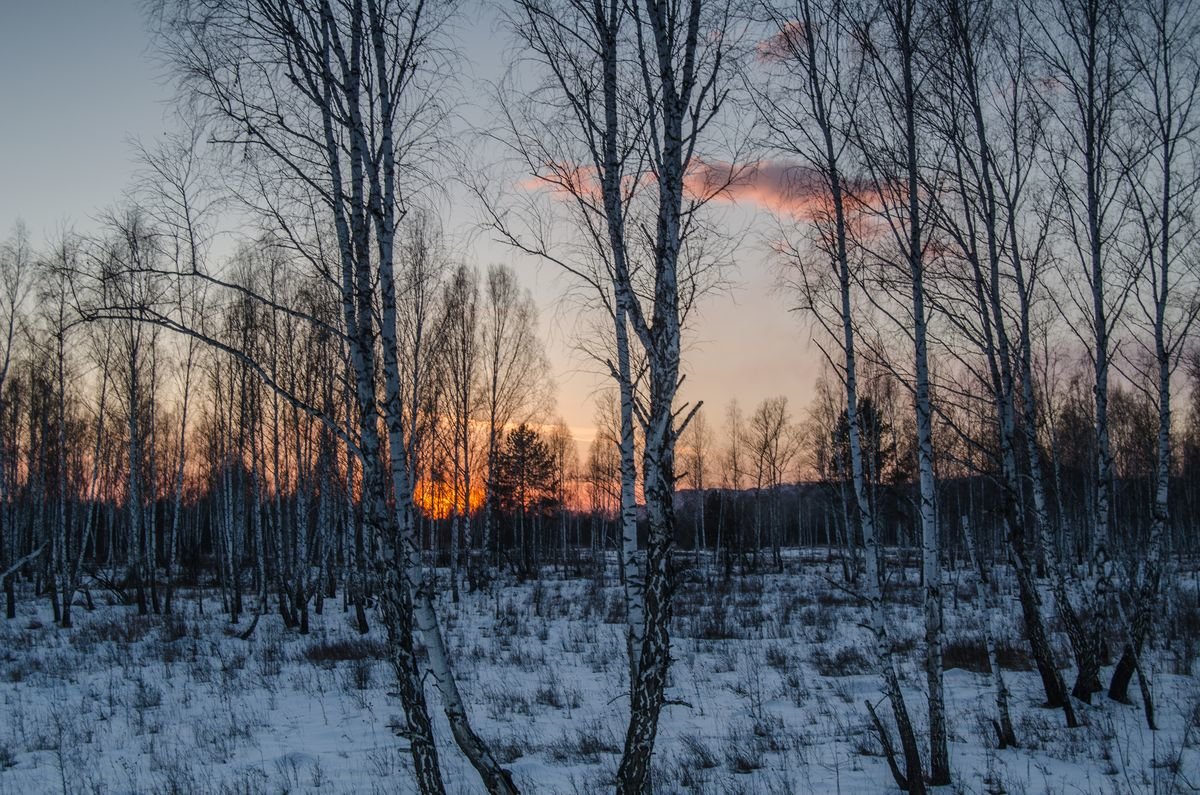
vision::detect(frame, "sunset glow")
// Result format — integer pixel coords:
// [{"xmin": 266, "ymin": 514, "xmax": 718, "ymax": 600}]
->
[{"xmin": 414, "ymin": 477, "xmax": 484, "ymax": 520}]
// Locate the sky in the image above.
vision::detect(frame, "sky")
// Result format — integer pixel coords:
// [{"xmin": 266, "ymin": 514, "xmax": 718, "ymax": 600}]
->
[{"xmin": 0, "ymin": 0, "xmax": 822, "ymax": 448}]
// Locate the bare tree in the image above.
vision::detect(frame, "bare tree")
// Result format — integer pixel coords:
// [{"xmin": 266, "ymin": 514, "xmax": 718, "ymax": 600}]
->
[
  {"xmin": 919, "ymin": 0, "xmax": 1077, "ymax": 725},
  {"xmin": 755, "ymin": 0, "xmax": 939, "ymax": 751},
  {"xmin": 148, "ymin": 1, "xmax": 519, "ymax": 791},
  {"xmin": 36, "ymin": 232, "xmax": 80, "ymax": 626},
  {"xmin": 494, "ymin": 1, "xmax": 739, "ymax": 786},
  {"xmin": 1107, "ymin": 0, "xmax": 1200, "ymax": 715},
  {"xmin": 93, "ymin": 209, "xmax": 168, "ymax": 618},
  {"xmin": 1031, "ymin": 0, "xmax": 1137, "ymax": 704},
  {"xmin": 611, "ymin": 5, "xmax": 738, "ymax": 788},
  {"xmin": 588, "ymin": 393, "xmax": 625, "ymax": 560},
  {"xmin": 440, "ymin": 262, "xmax": 480, "ymax": 596},
  {"xmin": 748, "ymin": 396, "xmax": 798, "ymax": 570},
  {"xmin": 720, "ymin": 398, "xmax": 747, "ymax": 575},
  {"xmin": 849, "ymin": 0, "xmax": 951, "ymax": 780},
  {"xmin": 488, "ymin": 0, "xmax": 648, "ymax": 691},
  {"xmin": 132, "ymin": 124, "xmax": 215, "ymax": 617},
  {"xmin": 679, "ymin": 404, "xmax": 711, "ymax": 563},
  {"xmin": 0, "ymin": 223, "xmax": 33, "ymax": 619},
  {"xmin": 480, "ymin": 263, "xmax": 550, "ymax": 585},
  {"xmin": 545, "ymin": 418, "xmax": 576, "ymax": 569}
]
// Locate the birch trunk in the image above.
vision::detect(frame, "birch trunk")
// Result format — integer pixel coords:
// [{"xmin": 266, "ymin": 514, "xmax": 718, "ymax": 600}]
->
[
  {"xmin": 617, "ymin": 303, "xmax": 643, "ymax": 690},
  {"xmin": 899, "ymin": 6, "xmax": 948, "ymax": 775},
  {"xmin": 1032, "ymin": 0, "xmax": 1132, "ymax": 703},
  {"xmin": 127, "ymin": 319, "xmax": 146, "ymax": 617},
  {"xmin": 1108, "ymin": 0, "xmax": 1196, "ymax": 709},
  {"xmin": 308, "ymin": 2, "xmax": 445, "ymax": 786},
  {"xmin": 615, "ymin": 3, "xmax": 712, "ymax": 788},
  {"xmin": 782, "ymin": 2, "xmax": 928, "ymax": 781},
  {"xmin": 365, "ymin": 2, "xmax": 515, "ymax": 788},
  {"xmin": 938, "ymin": 0, "xmax": 1077, "ymax": 718},
  {"xmin": 164, "ymin": 343, "xmax": 193, "ymax": 616}
]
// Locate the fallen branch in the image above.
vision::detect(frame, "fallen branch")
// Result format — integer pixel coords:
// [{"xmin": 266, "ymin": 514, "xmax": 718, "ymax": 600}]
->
[{"xmin": 1, "ymin": 544, "xmax": 47, "ymax": 586}]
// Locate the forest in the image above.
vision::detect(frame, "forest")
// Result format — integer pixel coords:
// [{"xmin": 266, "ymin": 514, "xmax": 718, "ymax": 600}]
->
[{"xmin": 1, "ymin": 0, "xmax": 1199, "ymax": 792}]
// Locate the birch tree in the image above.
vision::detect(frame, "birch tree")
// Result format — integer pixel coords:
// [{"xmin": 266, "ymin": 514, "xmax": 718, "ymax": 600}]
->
[
  {"xmin": 1031, "ymin": 0, "xmax": 1136, "ymax": 703},
  {"xmin": 0, "ymin": 224, "xmax": 31, "ymax": 620},
  {"xmin": 849, "ymin": 0, "xmax": 951, "ymax": 780},
  {"xmin": 38, "ymin": 233, "xmax": 79, "ymax": 626},
  {"xmin": 1107, "ymin": 0, "xmax": 1200, "ymax": 713},
  {"xmin": 920, "ymin": 0, "xmax": 1078, "ymax": 723},
  {"xmin": 756, "ymin": 0, "xmax": 929, "ymax": 783},
  {"xmin": 748, "ymin": 396, "xmax": 798, "ymax": 570},
  {"xmin": 94, "ymin": 209, "xmax": 166, "ymax": 618},
  {"xmin": 441, "ymin": 263, "xmax": 480, "ymax": 594},
  {"xmin": 150, "ymin": 1, "xmax": 518, "ymax": 791},
  {"xmin": 132, "ymin": 125, "xmax": 214, "ymax": 616},
  {"xmin": 679, "ymin": 404, "xmax": 711, "ymax": 562},
  {"xmin": 614, "ymin": 3, "xmax": 736, "ymax": 788},
  {"xmin": 497, "ymin": 1, "xmax": 737, "ymax": 788},
  {"xmin": 496, "ymin": 0, "xmax": 650, "ymax": 694}
]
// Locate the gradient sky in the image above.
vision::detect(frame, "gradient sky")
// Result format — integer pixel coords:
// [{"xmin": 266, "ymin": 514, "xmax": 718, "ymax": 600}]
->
[{"xmin": 0, "ymin": 0, "xmax": 821, "ymax": 447}]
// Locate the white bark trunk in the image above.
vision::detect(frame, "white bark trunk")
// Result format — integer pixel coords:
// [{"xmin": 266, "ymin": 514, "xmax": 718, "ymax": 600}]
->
[{"xmin": 616, "ymin": 303, "xmax": 643, "ymax": 689}]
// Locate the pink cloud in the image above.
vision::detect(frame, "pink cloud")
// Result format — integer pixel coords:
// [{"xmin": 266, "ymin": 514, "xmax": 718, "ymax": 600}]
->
[
  {"xmin": 685, "ymin": 159, "xmax": 878, "ymax": 220},
  {"xmin": 520, "ymin": 158, "xmax": 879, "ymax": 223},
  {"xmin": 755, "ymin": 21, "xmax": 807, "ymax": 63},
  {"xmin": 518, "ymin": 163, "xmax": 605, "ymax": 203}
]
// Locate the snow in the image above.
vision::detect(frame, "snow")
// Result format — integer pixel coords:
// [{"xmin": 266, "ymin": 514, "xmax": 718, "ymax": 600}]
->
[{"xmin": 1, "ymin": 555, "xmax": 1196, "ymax": 794}]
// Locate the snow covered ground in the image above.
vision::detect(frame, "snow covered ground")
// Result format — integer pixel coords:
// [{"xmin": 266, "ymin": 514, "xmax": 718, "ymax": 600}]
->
[{"xmin": 1, "ymin": 556, "xmax": 1197, "ymax": 794}]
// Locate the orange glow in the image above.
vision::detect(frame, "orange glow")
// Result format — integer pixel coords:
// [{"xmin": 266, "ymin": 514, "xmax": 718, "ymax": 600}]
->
[{"xmin": 414, "ymin": 477, "xmax": 485, "ymax": 520}]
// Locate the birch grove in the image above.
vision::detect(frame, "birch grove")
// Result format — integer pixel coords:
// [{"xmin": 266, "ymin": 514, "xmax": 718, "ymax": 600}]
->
[{"xmin": 0, "ymin": 0, "xmax": 1198, "ymax": 792}]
